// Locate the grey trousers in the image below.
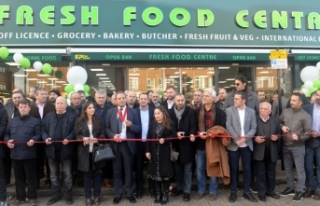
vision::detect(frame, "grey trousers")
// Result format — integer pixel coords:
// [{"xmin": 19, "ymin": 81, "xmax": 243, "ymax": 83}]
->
[{"xmin": 283, "ymin": 145, "xmax": 306, "ymax": 192}]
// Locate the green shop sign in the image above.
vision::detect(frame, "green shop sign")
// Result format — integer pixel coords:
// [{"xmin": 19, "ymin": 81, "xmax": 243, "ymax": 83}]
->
[
  {"xmin": 72, "ymin": 53, "xmax": 269, "ymax": 61},
  {"xmin": 1, "ymin": 0, "xmax": 320, "ymax": 47},
  {"xmin": 294, "ymin": 54, "xmax": 320, "ymax": 61},
  {"xmin": 0, "ymin": 54, "xmax": 62, "ymax": 62}
]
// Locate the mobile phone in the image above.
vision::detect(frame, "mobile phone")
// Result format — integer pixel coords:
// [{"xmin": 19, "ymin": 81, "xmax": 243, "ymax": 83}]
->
[{"xmin": 202, "ymin": 132, "xmax": 207, "ymax": 135}]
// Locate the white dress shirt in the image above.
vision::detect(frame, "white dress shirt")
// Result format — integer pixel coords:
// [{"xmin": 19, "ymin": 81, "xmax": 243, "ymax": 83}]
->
[
  {"xmin": 167, "ymin": 100, "xmax": 174, "ymax": 109},
  {"xmin": 238, "ymin": 106, "xmax": 247, "ymax": 147},
  {"xmin": 36, "ymin": 102, "xmax": 45, "ymax": 119},
  {"xmin": 118, "ymin": 106, "xmax": 127, "ymax": 139}
]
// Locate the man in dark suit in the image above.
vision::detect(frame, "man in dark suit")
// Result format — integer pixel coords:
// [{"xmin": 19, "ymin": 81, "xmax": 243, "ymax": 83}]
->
[
  {"xmin": 253, "ymin": 102, "xmax": 280, "ymax": 201},
  {"xmin": 106, "ymin": 91, "xmax": 141, "ymax": 204},
  {"xmin": 226, "ymin": 91, "xmax": 257, "ymax": 203},
  {"xmin": 134, "ymin": 93, "xmax": 155, "ymax": 199},
  {"xmin": 303, "ymin": 89, "xmax": 320, "ymax": 200},
  {"xmin": 162, "ymin": 86, "xmax": 176, "ymax": 111},
  {"xmin": 29, "ymin": 87, "xmax": 56, "ymax": 185}
]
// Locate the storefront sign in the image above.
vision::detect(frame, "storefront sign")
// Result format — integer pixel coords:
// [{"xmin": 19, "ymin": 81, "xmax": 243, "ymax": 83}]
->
[
  {"xmin": 294, "ymin": 54, "xmax": 320, "ymax": 61},
  {"xmin": 0, "ymin": 0, "xmax": 319, "ymax": 47},
  {"xmin": 0, "ymin": 54, "xmax": 62, "ymax": 62},
  {"xmin": 72, "ymin": 53, "xmax": 270, "ymax": 61}
]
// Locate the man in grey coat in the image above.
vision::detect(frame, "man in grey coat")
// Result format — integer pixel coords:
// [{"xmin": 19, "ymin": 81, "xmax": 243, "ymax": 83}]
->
[{"xmin": 226, "ymin": 91, "xmax": 257, "ymax": 203}]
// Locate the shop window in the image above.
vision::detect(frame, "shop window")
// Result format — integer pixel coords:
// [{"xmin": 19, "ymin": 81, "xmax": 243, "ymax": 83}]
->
[
  {"xmin": 255, "ymin": 67, "xmax": 291, "ymax": 102},
  {"xmin": 147, "ymin": 78, "xmax": 155, "ymax": 89},
  {"xmin": 129, "ymin": 78, "xmax": 139, "ymax": 90}
]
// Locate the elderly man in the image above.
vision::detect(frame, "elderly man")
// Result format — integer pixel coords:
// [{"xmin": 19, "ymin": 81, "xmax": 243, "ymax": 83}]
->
[
  {"xmin": 253, "ymin": 102, "xmax": 280, "ymax": 201},
  {"xmin": 5, "ymin": 100, "xmax": 41, "ymax": 206},
  {"xmin": 226, "ymin": 91, "xmax": 257, "ymax": 203},
  {"xmin": 195, "ymin": 88, "xmax": 226, "ymax": 201},
  {"xmin": 150, "ymin": 92, "xmax": 160, "ymax": 108},
  {"xmin": 42, "ymin": 97, "xmax": 76, "ymax": 205},
  {"xmin": 68, "ymin": 92, "xmax": 82, "ymax": 117}
]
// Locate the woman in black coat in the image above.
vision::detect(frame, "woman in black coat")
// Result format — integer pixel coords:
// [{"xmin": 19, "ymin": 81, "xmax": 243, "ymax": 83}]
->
[
  {"xmin": 146, "ymin": 106, "xmax": 177, "ymax": 205},
  {"xmin": 75, "ymin": 102, "xmax": 105, "ymax": 206}
]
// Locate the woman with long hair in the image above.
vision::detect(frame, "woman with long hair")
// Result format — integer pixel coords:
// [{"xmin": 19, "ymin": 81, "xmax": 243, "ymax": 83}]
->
[
  {"xmin": 75, "ymin": 102, "xmax": 105, "ymax": 206},
  {"xmin": 145, "ymin": 106, "xmax": 176, "ymax": 205}
]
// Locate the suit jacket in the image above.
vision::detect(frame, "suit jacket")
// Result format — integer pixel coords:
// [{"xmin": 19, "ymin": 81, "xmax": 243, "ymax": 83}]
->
[
  {"xmin": 168, "ymin": 106, "xmax": 197, "ymax": 164},
  {"xmin": 30, "ymin": 101, "xmax": 55, "ymax": 120},
  {"xmin": 135, "ymin": 106, "xmax": 155, "ymax": 139},
  {"xmin": 226, "ymin": 106, "xmax": 257, "ymax": 151},
  {"xmin": 303, "ymin": 103, "xmax": 320, "ymax": 147},
  {"xmin": 253, "ymin": 116, "xmax": 279, "ymax": 162},
  {"xmin": 105, "ymin": 106, "xmax": 141, "ymax": 155}
]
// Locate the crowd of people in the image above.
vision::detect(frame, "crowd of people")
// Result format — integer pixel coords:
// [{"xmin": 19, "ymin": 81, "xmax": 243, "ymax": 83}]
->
[{"xmin": 0, "ymin": 74, "xmax": 319, "ymax": 206}]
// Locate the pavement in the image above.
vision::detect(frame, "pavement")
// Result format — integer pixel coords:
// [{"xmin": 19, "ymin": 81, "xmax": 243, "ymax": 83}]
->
[{"xmin": 5, "ymin": 161, "xmax": 320, "ymax": 206}]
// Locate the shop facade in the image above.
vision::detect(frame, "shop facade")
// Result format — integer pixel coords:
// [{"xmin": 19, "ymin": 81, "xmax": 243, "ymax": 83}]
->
[{"xmin": 0, "ymin": 0, "xmax": 320, "ymax": 101}]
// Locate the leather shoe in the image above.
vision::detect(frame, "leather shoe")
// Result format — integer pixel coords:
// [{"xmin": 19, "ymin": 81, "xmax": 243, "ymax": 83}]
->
[
  {"xmin": 127, "ymin": 196, "xmax": 136, "ymax": 203},
  {"xmin": 258, "ymin": 195, "xmax": 266, "ymax": 202},
  {"xmin": 47, "ymin": 197, "xmax": 61, "ymax": 205},
  {"xmin": 136, "ymin": 192, "xmax": 143, "ymax": 199},
  {"xmin": 113, "ymin": 197, "xmax": 122, "ymax": 204},
  {"xmin": 304, "ymin": 189, "xmax": 314, "ymax": 198},
  {"xmin": 229, "ymin": 193, "xmax": 237, "ymax": 202},
  {"xmin": 171, "ymin": 190, "xmax": 183, "ymax": 197},
  {"xmin": 243, "ymin": 192, "xmax": 258, "ymax": 202},
  {"xmin": 183, "ymin": 193, "xmax": 190, "ymax": 202},
  {"xmin": 266, "ymin": 192, "xmax": 280, "ymax": 199}
]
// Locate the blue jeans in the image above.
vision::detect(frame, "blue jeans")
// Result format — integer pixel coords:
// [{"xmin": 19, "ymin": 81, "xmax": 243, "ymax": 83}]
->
[
  {"xmin": 196, "ymin": 150, "xmax": 219, "ymax": 194},
  {"xmin": 228, "ymin": 147, "xmax": 252, "ymax": 193},
  {"xmin": 305, "ymin": 144, "xmax": 320, "ymax": 191},
  {"xmin": 83, "ymin": 168, "xmax": 101, "ymax": 199}
]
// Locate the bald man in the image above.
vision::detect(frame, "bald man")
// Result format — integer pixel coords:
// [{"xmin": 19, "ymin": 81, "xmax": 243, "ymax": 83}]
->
[{"xmin": 42, "ymin": 97, "xmax": 77, "ymax": 205}]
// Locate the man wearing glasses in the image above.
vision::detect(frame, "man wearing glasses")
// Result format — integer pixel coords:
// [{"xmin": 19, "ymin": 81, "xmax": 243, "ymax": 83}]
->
[{"xmin": 223, "ymin": 75, "xmax": 259, "ymax": 113}]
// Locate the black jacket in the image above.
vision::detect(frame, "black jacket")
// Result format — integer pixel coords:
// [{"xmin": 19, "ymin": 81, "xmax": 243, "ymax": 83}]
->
[
  {"xmin": 75, "ymin": 117, "xmax": 106, "ymax": 172},
  {"xmin": 162, "ymin": 100, "xmax": 174, "ymax": 111},
  {"xmin": 0, "ymin": 104, "xmax": 8, "ymax": 158},
  {"xmin": 253, "ymin": 116, "xmax": 279, "ymax": 162},
  {"xmin": 146, "ymin": 121, "xmax": 176, "ymax": 177},
  {"xmin": 4, "ymin": 115, "xmax": 41, "ymax": 160},
  {"xmin": 67, "ymin": 104, "xmax": 82, "ymax": 118},
  {"xmin": 195, "ymin": 106, "xmax": 226, "ymax": 151},
  {"xmin": 168, "ymin": 107, "xmax": 197, "ymax": 164},
  {"xmin": 42, "ymin": 111, "xmax": 77, "ymax": 160}
]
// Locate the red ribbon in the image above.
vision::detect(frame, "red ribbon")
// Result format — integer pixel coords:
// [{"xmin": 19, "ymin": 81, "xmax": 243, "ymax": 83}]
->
[{"xmin": 117, "ymin": 107, "xmax": 127, "ymax": 122}]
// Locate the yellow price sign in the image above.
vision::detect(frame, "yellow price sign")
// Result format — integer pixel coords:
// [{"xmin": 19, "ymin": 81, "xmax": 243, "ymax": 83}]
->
[{"xmin": 270, "ymin": 50, "xmax": 287, "ymax": 59}]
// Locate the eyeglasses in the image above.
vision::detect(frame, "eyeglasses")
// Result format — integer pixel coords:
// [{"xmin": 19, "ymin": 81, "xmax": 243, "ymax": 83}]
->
[{"xmin": 235, "ymin": 83, "xmax": 240, "ymax": 86}]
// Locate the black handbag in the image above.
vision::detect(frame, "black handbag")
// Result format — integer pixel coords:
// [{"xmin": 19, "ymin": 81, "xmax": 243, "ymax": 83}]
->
[
  {"xmin": 94, "ymin": 143, "xmax": 115, "ymax": 163},
  {"xmin": 170, "ymin": 143, "xmax": 179, "ymax": 162}
]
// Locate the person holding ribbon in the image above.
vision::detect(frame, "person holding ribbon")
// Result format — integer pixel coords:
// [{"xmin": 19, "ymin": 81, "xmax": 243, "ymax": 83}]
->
[
  {"xmin": 75, "ymin": 101, "xmax": 106, "ymax": 206},
  {"xmin": 105, "ymin": 91, "xmax": 141, "ymax": 205},
  {"xmin": 145, "ymin": 106, "xmax": 176, "ymax": 205}
]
